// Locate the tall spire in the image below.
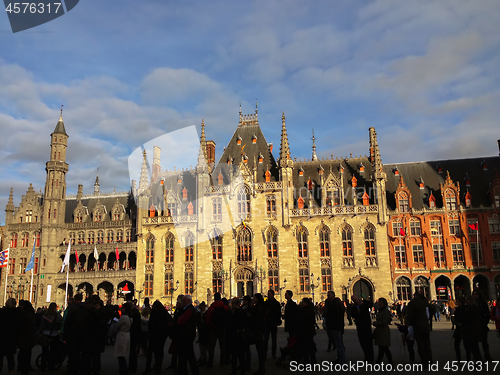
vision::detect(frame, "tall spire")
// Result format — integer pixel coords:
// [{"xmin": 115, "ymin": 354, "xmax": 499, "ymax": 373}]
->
[
  {"xmin": 197, "ymin": 119, "xmax": 208, "ymax": 172},
  {"xmin": 6, "ymin": 187, "xmax": 14, "ymax": 212},
  {"xmin": 311, "ymin": 129, "xmax": 318, "ymax": 161},
  {"xmin": 279, "ymin": 112, "xmax": 291, "ymax": 167},
  {"xmin": 53, "ymin": 105, "xmax": 67, "ymax": 135},
  {"xmin": 138, "ymin": 149, "xmax": 150, "ymax": 194},
  {"xmin": 369, "ymin": 127, "xmax": 382, "ymax": 172},
  {"xmin": 94, "ymin": 168, "xmax": 100, "ymax": 195}
]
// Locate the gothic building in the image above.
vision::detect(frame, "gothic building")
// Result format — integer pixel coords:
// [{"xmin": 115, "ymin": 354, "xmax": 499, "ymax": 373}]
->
[
  {"xmin": 1, "ymin": 109, "xmax": 499, "ymax": 308},
  {"xmin": 1, "ymin": 114, "xmax": 137, "ymax": 306},
  {"xmin": 135, "ymin": 107, "xmax": 393, "ymax": 306}
]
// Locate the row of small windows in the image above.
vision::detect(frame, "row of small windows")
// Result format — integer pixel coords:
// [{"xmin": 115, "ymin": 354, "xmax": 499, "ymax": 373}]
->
[
  {"xmin": 10, "ymin": 232, "xmax": 40, "ymax": 248},
  {"xmin": 391, "ymin": 216, "xmax": 500, "ymax": 237},
  {"xmin": 143, "ymin": 272, "xmax": 195, "ymax": 297},
  {"xmin": 66, "ymin": 230, "xmax": 132, "ymax": 245},
  {"xmin": 142, "ymin": 225, "xmax": 377, "ymax": 265},
  {"xmin": 74, "ymin": 208, "xmax": 125, "ymax": 223},
  {"xmin": 394, "ymin": 241, "xmax": 500, "ymax": 270}
]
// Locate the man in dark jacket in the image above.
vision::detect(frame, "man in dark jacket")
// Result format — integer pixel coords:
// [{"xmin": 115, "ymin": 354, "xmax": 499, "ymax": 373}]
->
[
  {"xmin": 63, "ymin": 293, "xmax": 86, "ymax": 375},
  {"xmin": 405, "ymin": 291, "xmax": 432, "ymax": 368},
  {"xmin": 351, "ymin": 295, "xmax": 374, "ymax": 363},
  {"xmin": 283, "ymin": 290, "xmax": 298, "ymax": 337},
  {"xmin": 264, "ymin": 289, "xmax": 281, "ymax": 359},
  {"xmin": 324, "ymin": 291, "xmax": 345, "ymax": 364},
  {"xmin": 205, "ymin": 292, "xmax": 229, "ymax": 367},
  {"xmin": 472, "ymin": 289, "xmax": 492, "ymax": 361},
  {"xmin": 177, "ymin": 295, "xmax": 199, "ymax": 375}
]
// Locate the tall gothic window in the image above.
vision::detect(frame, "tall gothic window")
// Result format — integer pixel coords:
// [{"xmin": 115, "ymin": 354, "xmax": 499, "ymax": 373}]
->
[
  {"xmin": 395, "ymin": 245, "xmax": 407, "ymax": 269},
  {"xmin": 165, "ymin": 233, "xmax": 174, "ymax": 263},
  {"xmin": 297, "ymin": 226, "xmax": 308, "ymax": 258},
  {"xmin": 364, "ymin": 226, "xmax": 376, "ymax": 257},
  {"xmin": 237, "ymin": 227, "xmax": 252, "ymax": 262},
  {"xmin": 266, "ymin": 195, "xmax": 276, "ymax": 218},
  {"xmin": 185, "ymin": 233, "xmax": 194, "ymax": 262},
  {"xmin": 146, "ymin": 237, "xmax": 154, "ymax": 264},
  {"xmin": 342, "ymin": 227, "xmax": 353, "ymax": 257},
  {"xmin": 97, "ymin": 231, "xmax": 104, "ymax": 244},
  {"xmin": 268, "ymin": 269, "xmax": 279, "ymax": 292},
  {"xmin": 319, "ymin": 227, "xmax": 330, "ymax": 258},
  {"xmin": 10, "ymin": 233, "xmax": 17, "ymax": 248},
  {"xmin": 184, "ymin": 272, "xmax": 194, "ymax": 294},
  {"xmin": 445, "ymin": 189, "xmax": 457, "ymax": 210},
  {"xmin": 299, "ymin": 268, "xmax": 310, "ymax": 292},
  {"xmin": 396, "ymin": 277, "xmax": 411, "ymax": 301},
  {"xmin": 237, "ymin": 185, "xmax": 251, "ymax": 220},
  {"xmin": 145, "ymin": 274, "xmax": 153, "ymax": 297},
  {"xmin": 88, "ymin": 231, "xmax": 95, "ymax": 244},
  {"xmin": 107, "ymin": 231, "xmax": 114, "ymax": 243},
  {"xmin": 212, "ymin": 198, "xmax": 222, "ymax": 222},
  {"xmin": 321, "ymin": 268, "xmax": 332, "ymax": 292},
  {"xmin": 267, "ymin": 227, "xmax": 278, "ymax": 258},
  {"xmin": 211, "ymin": 231, "xmax": 223, "ymax": 260},
  {"xmin": 164, "ymin": 273, "xmax": 173, "ymax": 296},
  {"xmin": 410, "ymin": 219, "xmax": 421, "ymax": 236}
]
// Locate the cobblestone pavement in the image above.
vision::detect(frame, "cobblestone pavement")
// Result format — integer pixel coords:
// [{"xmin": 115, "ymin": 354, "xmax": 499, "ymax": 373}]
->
[{"xmin": 29, "ymin": 319, "xmax": 499, "ymax": 374}]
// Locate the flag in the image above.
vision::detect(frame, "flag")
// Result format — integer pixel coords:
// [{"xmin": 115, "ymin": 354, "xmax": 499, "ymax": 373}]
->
[
  {"xmin": 94, "ymin": 245, "xmax": 98, "ymax": 261},
  {"xmin": 75, "ymin": 248, "xmax": 79, "ymax": 263},
  {"xmin": 122, "ymin": 283, "xmax": 130, "ymax": 294},
  {"xmin": 115, "ymin": 245, "xmax": 119, "ymax": 262},
  {"xmin": 430, "ymin": 227, "xmax": 439, "ymax": 234},
  {"xmin": 468, "ymin": 223, "xmax": 478, "ymax": 231},
  {"xmin": 0, "ymin": 248, "xmax": 9, "ymax": 268},
  {"xmin": 242, "ymin": 221, "xmax": 247, "ymax": 229},
  {"xmin": 60, "ymin": 242, "xmax": 71, "ymax": 272},
  {"xmin": 25, "ymin": 237, "xmax": 36, "ymax": 272},
  {"xmin": 399, "ymin": 228, "xmax": 406, "ymax": 236}
]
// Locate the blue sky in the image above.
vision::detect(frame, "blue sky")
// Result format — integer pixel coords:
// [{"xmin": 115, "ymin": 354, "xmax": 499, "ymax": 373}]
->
[{"xmin": 1, "ymin": 0, "xmax": 500, "ymax": 225}]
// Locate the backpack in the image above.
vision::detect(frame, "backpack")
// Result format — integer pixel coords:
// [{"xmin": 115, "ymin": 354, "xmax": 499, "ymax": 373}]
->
[{"xmin": 212, "ymin": 306, "xmax": 227, "ymax": 327}]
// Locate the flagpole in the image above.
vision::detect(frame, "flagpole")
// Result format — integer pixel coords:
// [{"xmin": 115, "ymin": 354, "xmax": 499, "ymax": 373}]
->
[
  {"xmin": 3, "ymin": 247, "xmax": 8, "ymax": 306},
  {"xmin": 29, "ymin": 236, "xmax": 34, "ymax": 303},
  {"xmin": 64, "ymin": 262, "xmax": 69, "ymax": 310},
  {"xmin": 476, "ymin": 221, "xmax": 479, "ymax": 266}
]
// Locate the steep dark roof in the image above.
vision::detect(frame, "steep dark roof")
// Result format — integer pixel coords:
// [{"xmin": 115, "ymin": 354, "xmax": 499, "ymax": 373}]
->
[
  {"xmin": 215, "ymin": 121, "xmax": 278, "ymax": 184},
  {"xmin": 293, "ymin": 156, "xmax": 375, "ymax": 206},
  {"xmin": 65, "ymin": 193, "xmax": 135, "ymax": 223},
  {"xmin": 153, "ymin": 168, "xmax": 198, "ymax": 213},
  {"xmin": 383, "ymin": 156, "xmax": 500, "ymax": 210},
  {"xmin": 52, "ymin": 115, "xmax": 67, "ymax": 136}
]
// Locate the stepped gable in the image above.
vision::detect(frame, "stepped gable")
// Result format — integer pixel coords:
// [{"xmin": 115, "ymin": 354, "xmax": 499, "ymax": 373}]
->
[
  {"xmin": 383, "ymin": 156, "xmax": 500, "ymax": 210},
  {"xmin": 292, "ymin": 155, "xmax": 374, "ymax": 206},
  {"xmin": 214, "ymin": 109, "xmax": 278, "ymax": 184},
  {"xmin": 65, "ymin": 192, "xmax": 135, "ymax": 223}
]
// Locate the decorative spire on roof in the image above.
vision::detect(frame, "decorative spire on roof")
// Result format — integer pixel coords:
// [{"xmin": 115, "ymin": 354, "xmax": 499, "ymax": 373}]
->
[
  {"xmin": 6, "ymin": 187, "xmax": 14, "ymax": 212},
  {"xmin": 279, "ymin": 112, "xmax": 292, "ymax": 167},
  {"xmin": 311, "ymin": 129, "xmax": 318, "ymax": 161},
  {"xmin": 138, "ymin": 149, "xmax": 150, "ymax": 194},
  {"xmin": 368, "ymin": 127, "xmax": 382, "ymax": 172},
  {"xmin": 197, "ymin": 119, "xmax": 208, "ymax": 172},
  {"xmin": 53, "ymin": 105, "xmax": 68, "ymax": 136},
  {"xmin": 398, "ymin": 174, "xmax": 406, "ymax": 188},
  {"xmin": 94, "ymin": 168, "xmax": 100, "ymax": 195}
]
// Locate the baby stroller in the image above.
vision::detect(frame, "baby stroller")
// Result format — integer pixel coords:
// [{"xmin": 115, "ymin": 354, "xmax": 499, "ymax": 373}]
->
[{"xmin": 275, "ymin": 336, "xmax": 301, "ymax": 369}]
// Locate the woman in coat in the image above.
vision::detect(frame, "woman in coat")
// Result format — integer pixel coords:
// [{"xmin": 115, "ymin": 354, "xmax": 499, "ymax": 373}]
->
[
  {"xmin": 112, "ymin": 302, "xmax": 133, "ymax": 375},
  {"xmin": 373, "ymin": 298, "xmax": 393, "ymax": 365}
]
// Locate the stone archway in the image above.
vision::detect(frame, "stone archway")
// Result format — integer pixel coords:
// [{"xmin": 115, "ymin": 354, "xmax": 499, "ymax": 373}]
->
[
  {"xmin": 351, "ymin": 278, "xmax": 374, "ymax": 301},
  {"xmin": 97, "ymin": 281, "xmax": 114, "ymax": 304},
  {"xmin": 414, "ymin": 276, "xmax": 431, "ymax": 299},
  {"xmin": 56, "ymin": 283, "xmax": 73, "ymax": 307},
  {"xmin": 76, "ymin": 282, "xmax": 94, "ymax": 300},
  {"xmin": 473, "ymin": 274, "xmax": 490, "ymax": 300},
  {"xmin": 453, "ymin": 275, "xmax": 471, "ymax": 298},
  {"xmin": 434, "ymin": 275, "xmax": 452, "ymax": 301},
  {"xmin": 494, "ymin": 274, "xmax": 500, "ymax": 299},
  {"xmin": 235, "ymin": 268, "xmax": 254, "ymax": 297}
]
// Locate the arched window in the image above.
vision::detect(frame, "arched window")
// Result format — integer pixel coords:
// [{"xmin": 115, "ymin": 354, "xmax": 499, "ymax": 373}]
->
[
  {"xmin": 342, "ymin": 226, "xmax": 354, "ymax": 268},
  {"xmin": 211, "ymin": 231, "xmax": 223, "ymax": 260},
  {"xmin": 69, "ymin": 232, "xmax": 75, "ymax": 245},
  {"xmin": 107, "ymin": 231, "xmax": 114, "ymax": 243},
  {"xmin": 319, "ymin": 226, "xmax": 330, "ymax": 258},
  {"xmin": 212, "ymin": 198, "xmax": 222, "ymax": 221},
  {"xmin": 267, "ymin": 226, "xmax": 278, "ymax": 258},
  {"xmin": 364, "ymin": 226, "xmax": 376, "ymax": 256},
  {"xmin": 117, "ymin": 230, "xmax": 123, "ymax": 242},
  {"xmin": 237, "ymin": 227, "xmax": 252, "ymax": 262},
  {"xmin": 445, "ymin": 189, "xmax": 457, "ymax": 210},
  {"xmin": 185, "ymin": 233, "xmax": 194, "ymax": 262},
  {"xmin": 35, "ymin": 232, "xmax": 40, "ymax": 247},
  {"xmin": 126, "ymin": 230, "xmax": 131, "ymax": 243},
  {"xmin": 237, "ymin": 185, "xmax": 251, "ymax": 220},
  {"xmin": 165, "ymin": 233, "xmax": 174, "ymax": 263},
  {"xmin": 146, "ymin": 236, "xmax": 154, "ymax": 264},
  {"xmin": 21, "ymin": 233, "xmax": 29, "ymax": 247},
  {"xmin": 88, "ymin": 231, "xmax": 95, "ymax": 244},
  {"xmin": 94, "ymin": 209, "xmax": 102, "ymax": 222},
  {"xmin": 396, "ymin": 277, "xmax": 412, "ymax": 301},
  {"xmin": 10, "ymin": 233, "xmax": 18, "ymax": 248},
  {"xmin": 78, "ymin": 231, "xmax": 85, "ymax": 244},
  {"xmin": 297, "ymin": 225, "xmax": 308, "ymax": 258}
]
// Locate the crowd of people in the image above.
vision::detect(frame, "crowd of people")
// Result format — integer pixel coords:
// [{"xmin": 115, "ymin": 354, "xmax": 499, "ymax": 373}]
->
[{"xmin": 0, "ymin": 288, "xmax": 499, "ymax": 375}]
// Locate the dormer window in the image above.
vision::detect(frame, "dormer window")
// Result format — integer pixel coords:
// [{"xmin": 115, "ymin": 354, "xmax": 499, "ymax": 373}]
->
[
  {"xmin": 359, "ymin": 163, "xmax": 364, "ymax": 173},
  {"xmin": 258, "ymin": 153, "xmax": 264, "ymax": 163},
  {"xmin": 394, "ymin": 167, "xmax": 399, "ymax": 176},
  {"xmin": 362, "ymin": 191, "xmax": 369, "ymax": 205},
  {"xmin": 252, "ymin": 135, "xmax": 257, "ymax": 144},
  {"xmin": 429, "ymin": 193, "xmax": 436, "ymax": 209},
  {"xmin": 182, "ymin": 187, "xmax": 188, "ymax": 199},
  {"xmin": 187, "ymin": 202, "xmax": 194, "ymax": 215},
  {"xmin": 398, "ymin": 192, "xmax": 409, "ymax": 213},
  {"xmin": 149, "ymin": 205, "xmax": 156, "ymax": 218},
  {"xmin": 237, "ymin": 136, "xmax": 242, "ymax": 145},
  {"xmin": 307, "ymin": 178, "xmax": 313, "ymax": 191},
  {"xmin": 351, "ymin": 176, "xmax": 357, "ymax": 188},
  {"xmin": 465, "ymin": 192, "xmax": 472, "ymax": 208},
  {"xmin": 445, "ymin": 189, "xmax": 457, "ymax": 210},
  {"xmin": 481, "ymin": 160, "xmax": 487, "ymax": 170},
  {"xmin": 94, "ymin": 210, "xmax": 102, "ymax": 222},
  {"xmin": 218, "ymin": 173, "xmax": 224, "ymax": 186},
  {"xmin": 297, "ymin": 196, "xmax": 305, "ymax": 209},
  {"xmin": 265, "ymin": 170, "xmax": 271, "ymax": 182},
  {"xmin": 299, "ymin": 167, "xmax": 304, "ymax": 176}
]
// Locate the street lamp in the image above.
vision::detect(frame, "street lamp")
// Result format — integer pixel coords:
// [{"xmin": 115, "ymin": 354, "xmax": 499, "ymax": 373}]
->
[
  {"xmin": 168, "ymin": 280, "xmax": 180, "ymax": 308},
  {"xmin": 310, "ymin": 273, "xmax": 320, "ymax": 304},
  {"xmin": 279, "ymin": 278, "xmax": 287, "ymax": 303},
  {"xmin": 256, "ymin": 266, "xmax": 265, "ymax": 294},
  {"xmin": 189, "ymin": 281, "xmax": 198, "ymax": 295}
]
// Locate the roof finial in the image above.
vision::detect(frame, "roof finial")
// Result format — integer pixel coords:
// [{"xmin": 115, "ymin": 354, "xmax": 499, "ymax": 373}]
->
[
  {"xmin": 311, "ymin": 129, "xmax": 318, "ymax": 161},
  {"xmin": 255, "ymin": 99, "xmax": 258, "ymax": 113},
  {"xmin": 239, "ymin": 101, "xmax": 242, "ymax": 115}
]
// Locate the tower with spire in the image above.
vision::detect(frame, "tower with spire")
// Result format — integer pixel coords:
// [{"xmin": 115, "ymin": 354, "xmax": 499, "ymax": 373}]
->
[
  {"xmin": 369, "ymin": 127, "xmax": 388, "ymax": 223},
  {"xmin": 279, "ymin": 112, "xmax": 294, "ymax": 226}
]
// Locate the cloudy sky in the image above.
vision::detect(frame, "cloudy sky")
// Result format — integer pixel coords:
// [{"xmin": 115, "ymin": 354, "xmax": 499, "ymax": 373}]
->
[{"xmin": 1, "ymin": 0, "xmax": 499, "ymax": 225}]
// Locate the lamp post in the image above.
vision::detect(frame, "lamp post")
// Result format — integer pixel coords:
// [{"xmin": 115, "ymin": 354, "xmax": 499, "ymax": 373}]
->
[
  {"xmin": 279, "ymin": 278, "xmax": 287, "ymax": 303},
  {"xmin": 256, "ymin": 266, "xmax": 265, "ymax": 294},
  {"xmin": 217, "ymin": 269, "xmax": 229, "ymax": 297},
  {"xmin": 189, "ymin": 281, "xmax": 198, "ymax": 295},
  {"xmin": 168, "ymin": 280, "xmax": 180, "ymax": 308},
  {"xmin": 310, "ymin": 273, "xmax": 320, "ymax": 304}
]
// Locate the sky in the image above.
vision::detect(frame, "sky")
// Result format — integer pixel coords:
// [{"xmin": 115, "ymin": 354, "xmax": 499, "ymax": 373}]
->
[{"xmin": 1, "ymin": 0, "xmax": 500, "ymax": 225}]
